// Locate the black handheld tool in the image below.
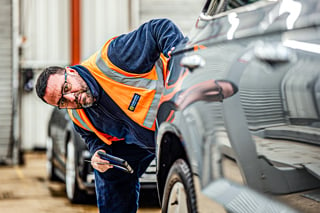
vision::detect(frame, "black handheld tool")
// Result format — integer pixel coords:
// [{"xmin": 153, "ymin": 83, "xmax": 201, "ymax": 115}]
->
[{"xmin": 97, "ymin": 151, "xmax": 134, "ymax": 174}]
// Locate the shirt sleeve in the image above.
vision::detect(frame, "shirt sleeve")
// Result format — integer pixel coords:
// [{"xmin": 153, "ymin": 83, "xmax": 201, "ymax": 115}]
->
[{"xmin": 107, "ymin": 18, "xmax": 185, "ymax": 73}]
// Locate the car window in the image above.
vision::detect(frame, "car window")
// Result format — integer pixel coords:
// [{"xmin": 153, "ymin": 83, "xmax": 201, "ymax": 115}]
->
[
  {"xmin": 203, "ymin": 0, "xmax": 261, "ymax": 16},
  {"xmin": 228, "ymin": 0, "xmax": 260, "ymax": 9}
]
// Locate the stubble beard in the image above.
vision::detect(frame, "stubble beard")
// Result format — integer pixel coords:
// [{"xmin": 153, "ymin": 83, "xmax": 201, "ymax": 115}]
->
[
  {"xmin": 80, "ymin": 89, "xmax": 95, "ymax": 108},
  {"xmin": 74, "ymin": 89, "xmax": 95, "ymax": 108},
  {"xmin": 74, "ymin": 77, "xmax": 96, "ymax": 109}
]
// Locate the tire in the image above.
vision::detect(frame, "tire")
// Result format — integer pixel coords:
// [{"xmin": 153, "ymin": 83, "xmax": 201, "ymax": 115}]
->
[
  {"xmin": 162, "ymin": 159, "xmax": 197, "ymax": 213},
  {"xmin": 46, "ymin": 137, "xmax": 60, "ymax": 181},
  {"xmin": 66, "ymin": 138, "xmax": 86, "ymax": 203}
]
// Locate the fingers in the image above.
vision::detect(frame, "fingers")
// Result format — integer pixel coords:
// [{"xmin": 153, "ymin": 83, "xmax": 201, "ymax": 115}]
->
[
  {"xmin": 91, "ymin": 149, "xmax": 113, "ymax": 173},
  {"xmin": 168, "ymin": 47, "xmax": 175, "ymax": 57}
]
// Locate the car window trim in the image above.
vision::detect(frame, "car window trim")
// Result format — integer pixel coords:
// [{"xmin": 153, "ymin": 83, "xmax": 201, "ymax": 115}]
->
[{"xmin": 200, "ymin": 0, "xmax": 277, "ymax": 21}]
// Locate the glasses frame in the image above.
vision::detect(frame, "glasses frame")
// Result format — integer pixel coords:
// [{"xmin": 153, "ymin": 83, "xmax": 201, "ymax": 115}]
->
[{"xmin": 57, "ymin": 70, "xmax": 71, "ymax": 109}]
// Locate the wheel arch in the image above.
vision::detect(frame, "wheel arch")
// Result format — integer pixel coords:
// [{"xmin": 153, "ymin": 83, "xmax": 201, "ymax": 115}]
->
[{"xmin": 156, "ymin": 122, "xmax": 191, "ymax": 203}]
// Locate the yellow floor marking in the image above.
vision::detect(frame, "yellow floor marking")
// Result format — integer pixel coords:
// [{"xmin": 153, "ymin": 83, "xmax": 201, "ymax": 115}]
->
[{"xmin": 14, "ymin": 166, "xmax": 25, "ymax": 180}]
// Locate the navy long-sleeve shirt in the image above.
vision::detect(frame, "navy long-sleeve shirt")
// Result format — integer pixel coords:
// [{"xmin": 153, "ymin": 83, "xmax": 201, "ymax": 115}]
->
[{"xmin": 71, "ymin": 19, "xmax": 185, "ymax": 154}]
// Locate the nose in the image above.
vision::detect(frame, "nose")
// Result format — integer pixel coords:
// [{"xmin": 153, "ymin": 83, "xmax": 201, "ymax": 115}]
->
[{"xmin": 63, "ymin": 93, "xmax": 76, "ymax": 102}]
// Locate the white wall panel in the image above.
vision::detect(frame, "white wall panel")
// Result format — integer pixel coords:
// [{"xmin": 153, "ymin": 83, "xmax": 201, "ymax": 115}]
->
[
  {"xmin": 21, "ymin": 72, "xmax": 53, "ymax": 150},
  {"xmin": 81, "ymin": 0, "xmax": 129, "ymax": 60},
  {"xmin": 138, "ymin": 0, "xmax": 205, "ymax": 35},
  {"xmin": 20, "ymin": 0, "xmax": 70, "ymax": 150},
  {"xmin": 21, "ymin": 0, "xmax": 70, "ymax": 68}
]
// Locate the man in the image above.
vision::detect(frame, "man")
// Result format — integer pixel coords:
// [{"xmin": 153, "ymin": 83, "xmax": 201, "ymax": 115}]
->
[{"xmin": 36, "ymin": 19, "xmax": 184, "ymax": 213}]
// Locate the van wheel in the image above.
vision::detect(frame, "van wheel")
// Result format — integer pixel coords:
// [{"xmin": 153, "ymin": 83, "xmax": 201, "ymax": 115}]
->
[{"xmin": 162, "ymin": 159, "xmax": 197, "ymax": 213}]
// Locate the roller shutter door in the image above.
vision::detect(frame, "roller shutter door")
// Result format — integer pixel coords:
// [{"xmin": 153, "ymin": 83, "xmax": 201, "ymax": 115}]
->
[{"xmin": 0, "ymin": 0, "xmax": 15, "ymax": 163}]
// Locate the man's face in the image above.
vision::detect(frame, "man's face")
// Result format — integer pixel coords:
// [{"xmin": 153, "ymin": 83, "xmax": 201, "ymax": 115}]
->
[{"xmin": 43, "ymin": 68, "xmax": 95, "ymax": 109}]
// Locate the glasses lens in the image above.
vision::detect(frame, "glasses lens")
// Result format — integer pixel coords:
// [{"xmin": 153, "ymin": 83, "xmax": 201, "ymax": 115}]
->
[
  {"xmin": 60, "ymin": 99, "xmax": 66, "ymax": 108},
  {"xmin": 62, "ymin": 82, "xmax": 72, "ymax": 93}
]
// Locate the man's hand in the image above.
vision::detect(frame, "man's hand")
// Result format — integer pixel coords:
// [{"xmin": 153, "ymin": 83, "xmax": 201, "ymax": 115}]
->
[
  {"xmin": 168, "ymin": 47, "xmax": 175, "ymax": 58},
  {"xmin": 91, "ymin": 149, "xmax": 113, "ymax": 172}
]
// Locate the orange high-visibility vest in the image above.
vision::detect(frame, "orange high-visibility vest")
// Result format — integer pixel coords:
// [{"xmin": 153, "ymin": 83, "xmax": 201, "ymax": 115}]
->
[{"xmin": 67, "ymin": 37, "xmax": 168, "ymax": 145}]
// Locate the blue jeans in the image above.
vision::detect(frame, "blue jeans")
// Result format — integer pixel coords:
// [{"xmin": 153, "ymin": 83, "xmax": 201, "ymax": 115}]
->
[{"xmin": 94, "ymin": 141, "xmax": 155, "ymax": 213}]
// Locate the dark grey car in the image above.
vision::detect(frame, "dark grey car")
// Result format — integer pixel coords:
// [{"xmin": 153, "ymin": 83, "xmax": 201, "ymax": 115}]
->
[{"xmin": 156, "ymin": 0, "xmax": 320, "ymax": 212}]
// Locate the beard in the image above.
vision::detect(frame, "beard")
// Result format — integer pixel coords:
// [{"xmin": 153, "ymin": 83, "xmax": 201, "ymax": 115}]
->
[
  {"xmin": 74, "ymin": 89, "xmax": 95, "ymax": 108},
  {"xmin": 73, "ymin": 77, "xmax": 96, "ymax": 108},
  {"xmin": 80, "ymin": 90, "xmax": 95, "ymax": 108}
]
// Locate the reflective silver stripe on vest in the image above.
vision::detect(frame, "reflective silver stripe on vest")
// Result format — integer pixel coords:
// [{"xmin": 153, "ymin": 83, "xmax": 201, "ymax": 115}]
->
[
  {"xmin": 143, "ymin": 59, "xmax": 165, "ymax": 127},
  {"xmin": 95, "ymin": 49, "xmax": 165, "ymax": 128},
  {"xmin": 70, "ymin": 109, "xmax": 91, "ymax": 131}
]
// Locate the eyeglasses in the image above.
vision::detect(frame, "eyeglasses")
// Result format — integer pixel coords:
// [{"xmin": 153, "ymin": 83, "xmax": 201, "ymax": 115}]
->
[{"xmin": 57, "ymin": 70, "xmax": 72, "ymax": 109}]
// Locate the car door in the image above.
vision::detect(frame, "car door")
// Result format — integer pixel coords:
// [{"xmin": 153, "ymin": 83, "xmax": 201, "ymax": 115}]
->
[{"xmin": 206, "ymin": 0, "xmax": 320, "ymax": 194}]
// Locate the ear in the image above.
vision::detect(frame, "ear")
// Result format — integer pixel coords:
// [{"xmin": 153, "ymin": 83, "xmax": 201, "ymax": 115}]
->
[{"xmin": 65, "ymin": 67, "xmax": 79, "ymax": 75}]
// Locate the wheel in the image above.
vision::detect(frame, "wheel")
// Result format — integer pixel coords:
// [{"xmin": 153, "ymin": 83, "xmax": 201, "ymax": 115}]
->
[
  {"xmin": 162, "ymin": 159, "xmax": 197, "ymax": 213},
  {"xmin": 46, "ymin": 137, "xmax": 60, "ymax": 181},
  {"xmin": 66, "ymin": 138, "xmax": 86, "ymax": 203}
]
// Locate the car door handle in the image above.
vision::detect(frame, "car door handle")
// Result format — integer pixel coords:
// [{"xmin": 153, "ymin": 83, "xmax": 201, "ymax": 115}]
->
[
  {"xmin": 254, "ymin": 43, "xmax": 294, "ymax": 63},
  {"xmin": 180, "ymin": 55, "xmax": 205, "ymax": 70}
]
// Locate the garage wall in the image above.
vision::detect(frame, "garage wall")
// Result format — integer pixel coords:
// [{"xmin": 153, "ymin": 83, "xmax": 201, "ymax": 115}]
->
[
  {"xmin": 20, "ymin": 0, "xmax": 70, "ymax": 68},
  {"xmin": 135, "ymin": 0, "xmax": 205, "ymax": 35},
  {"xmin": 20, "ymin": 0, "xmax": 70, "ymax": 150},
  {"xmin": 81, "ymin": 0, "xmax": 129, "ymax": 60}
]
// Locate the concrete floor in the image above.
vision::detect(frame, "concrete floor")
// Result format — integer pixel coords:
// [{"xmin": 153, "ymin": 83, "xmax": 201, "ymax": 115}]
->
[
  {"xmin": 0, "ymin": 152, "xmax": 160, "ymax": 213},
  {"xmin": 0, "ymin": 152, "xmax": 319, "ymax": 213}
]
